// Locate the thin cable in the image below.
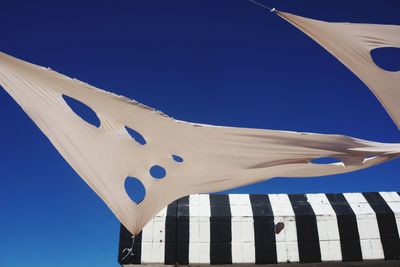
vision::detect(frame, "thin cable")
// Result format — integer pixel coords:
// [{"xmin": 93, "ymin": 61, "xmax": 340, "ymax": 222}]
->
[
  {"xmin": 121, "ymin": 235, "xmax": 135, "ymax": 260},
  {"xmin": 247, "ymin": 0, "xmax": 276, "ymax": 13}
]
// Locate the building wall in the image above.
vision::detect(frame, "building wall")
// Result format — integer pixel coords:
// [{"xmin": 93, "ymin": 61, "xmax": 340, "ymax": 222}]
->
[{"xmin": 118, "ymin": 192, "xmax": 400, "ymax": 265}]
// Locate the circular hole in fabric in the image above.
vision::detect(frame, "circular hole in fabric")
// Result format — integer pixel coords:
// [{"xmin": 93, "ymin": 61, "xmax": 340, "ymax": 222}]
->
[
  {"xmin": 370, "ymin": 47, "xmax": 400, "ymax": 72},
  {"xmin": 171, "ymin": 154, "xmax": 184, "ymax": 163},
  {"xmin": 149, "ymin": 165, "xmax": 166, "ymax": 179},
  {"xmin": 124, "ymin": 177, "xmax": 146, "ymax": 204}
]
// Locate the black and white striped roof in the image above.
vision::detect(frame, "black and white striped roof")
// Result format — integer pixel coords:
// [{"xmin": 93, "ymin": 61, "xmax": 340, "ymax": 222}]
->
[{"xmin": 118, "ymin": 192, "xmax": 400, "ymax": 265}]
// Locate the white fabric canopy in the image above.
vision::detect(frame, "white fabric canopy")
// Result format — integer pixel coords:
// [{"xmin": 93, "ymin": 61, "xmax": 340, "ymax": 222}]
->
[
  {"xmin": 0, "ymin": 11, "xmax": 399, "ymax": 235},
  {"xmin": 277, "ymin": 11, "xmax": 400, "ymax": 128}
]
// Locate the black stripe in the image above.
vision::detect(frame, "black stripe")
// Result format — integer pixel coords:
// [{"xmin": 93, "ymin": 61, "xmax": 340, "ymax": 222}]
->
[
  {"xmin": 176, "ymin": 196, "xmax": 189, "ymax": 264},
  {"xmin": 164, "ymin": 200, "xmax": 178, "ymax": 264},
  {"xmin": 326, "ymin": 193, "xmax": 362, "ymax": 261},
  {"xmin": 250, "ymin": 194, "xmax": 277, "ymax": 264},
  {"xmin": 363, "ymin": 192, "xmax": 400, "ymax": 260},
  {"xmin": 210, "ymin": 194, "xmax": 232, "ymax": 264},
  {"xmin": 118, "ymin": 224, "xmax": 142, "ymax": 264},
  {"xmin": 288, "ymin": 194, "xmax": 321, "ymax": 263}
]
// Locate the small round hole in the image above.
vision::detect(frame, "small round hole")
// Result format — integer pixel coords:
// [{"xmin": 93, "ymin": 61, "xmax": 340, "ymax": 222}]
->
[
  {"xmin": 150, "ymin": 165, "xmax": 166, "ymax": 179},
  {"xmin": 172, "ymin": 154, "xmax": 184, "ymax": 163}
]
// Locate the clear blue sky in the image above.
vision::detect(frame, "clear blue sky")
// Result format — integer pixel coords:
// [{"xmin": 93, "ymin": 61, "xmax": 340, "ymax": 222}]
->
[{"xmin": 0, "ymin": 0, "xmax": 399, "ymax": 266}]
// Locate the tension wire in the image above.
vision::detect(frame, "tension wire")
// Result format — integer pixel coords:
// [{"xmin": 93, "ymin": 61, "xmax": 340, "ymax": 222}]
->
[
  {"xmin": 121, "ymin": 235, "xmax": 136, "ymax": 261},
  {"xmin": 247, "ymin": 0, "xmax": 276, "ymax": 13}
]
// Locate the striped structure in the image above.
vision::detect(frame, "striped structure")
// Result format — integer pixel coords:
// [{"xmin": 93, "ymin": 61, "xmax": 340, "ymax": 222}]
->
[{"xmin": 118, "ymin": 192, "xmax": 400, "ymax": 265}]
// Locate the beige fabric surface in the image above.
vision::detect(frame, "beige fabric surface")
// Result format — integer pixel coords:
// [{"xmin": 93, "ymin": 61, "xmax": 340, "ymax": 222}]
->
[
  {"xmin": 277, "ymin": 11, "xmax": 400, "ymax": 128},
  {"xmin": 0, "ymin": 12, "xmax": 399, "ymax": 235}
]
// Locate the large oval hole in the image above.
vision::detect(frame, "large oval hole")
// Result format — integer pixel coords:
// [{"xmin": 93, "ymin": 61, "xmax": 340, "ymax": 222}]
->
[
  {"xmin": 371, "ymin": 47, "xmax": 400, "ymax": 72},
  {"xmin": 125, "ymin": 126, "xmax": 146, "ymax": 145},
  {"xmin": 62, "ymin": 95, "xmax": 101, "ymax": 127},
  {"xmin": 124, "ymin": 177, "xmax": 146, "ymax": 204},
  {"xmin": 149, "ymin": 165, "xmax": 166, "ymax": 179},
  {"xmin": 311, "ymin": 157, "xmax": 341, "ymax": 164}
]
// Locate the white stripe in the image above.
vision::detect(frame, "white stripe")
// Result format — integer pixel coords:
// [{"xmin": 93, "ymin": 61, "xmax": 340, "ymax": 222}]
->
[
  {"xmin": 229, "ymin": 194, "xmax": 255, "ymax": 264},
  {"xmin": 343, "ymin": 193, "xmax": 384, "ymax": 260},
  {"xmin": 306, "ymin": 193, "xmax": 342, "ymax": 262},
  {"xmin": 141, "ymin": 207, "xmax": 167, "ymax": 263},
  {"xmin": 140, "ymin": 218, "xmax": 154, "ymax": 263},
  {"xmin": 269, "ymin": 194, "xmax": 299, "ymax": 263},
  {"xmin": 151, "ymin": 207, "xmax": 167, "ymax": 263},
  {"xmin": 379, "ymin": 192, "xmax": 400, "ymax": 237},
  {"xmin": 189, "ymin": 194, "xmax": 210, "ymax": 264}
]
